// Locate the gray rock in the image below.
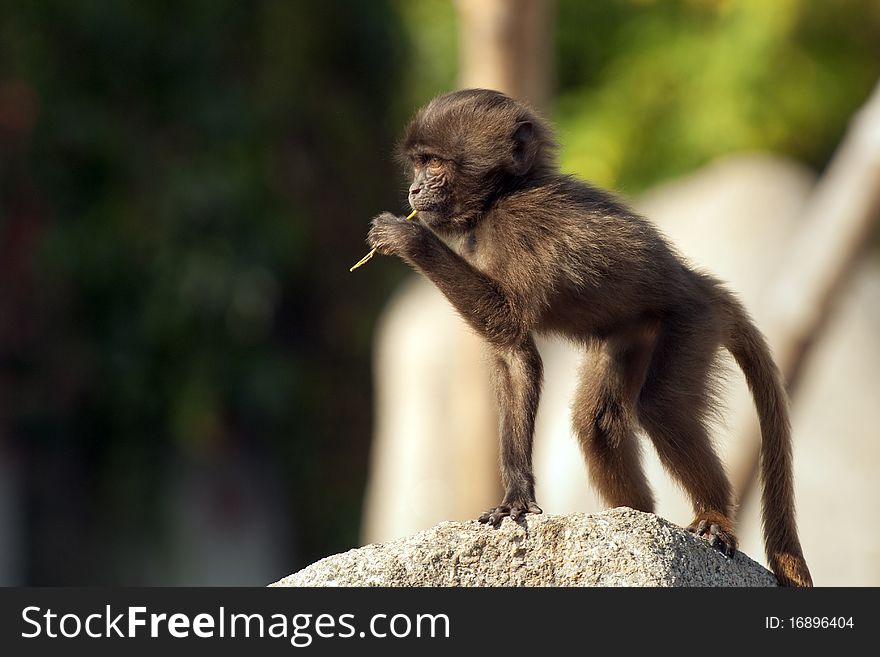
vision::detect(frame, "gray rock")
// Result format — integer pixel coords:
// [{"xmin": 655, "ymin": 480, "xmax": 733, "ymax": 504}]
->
[{"xmin": 271, "ymin": 507, "xmax": 777, "ymax": 587}]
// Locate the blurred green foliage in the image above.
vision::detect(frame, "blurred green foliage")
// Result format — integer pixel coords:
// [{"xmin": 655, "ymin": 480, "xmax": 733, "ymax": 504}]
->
[
  {"xmin": 397, "ymin": 0, "xmax": 880, "ymax": 193},
  {"xmin": 1, "ymin": 0, "xmax": 408, "ymax": 583},
  {"xmin": 556, "ymin": 0, "xmax": 880, "ymax": 192},
  {"xmin": 0, "ymin": 0, "xmax": 877, "ymax": 583}
]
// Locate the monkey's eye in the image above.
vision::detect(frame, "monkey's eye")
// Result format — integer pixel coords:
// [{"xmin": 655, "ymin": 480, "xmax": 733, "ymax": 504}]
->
[{"xmin": 413, "ymin": 154, "xmax": 442, "ymax": 170}]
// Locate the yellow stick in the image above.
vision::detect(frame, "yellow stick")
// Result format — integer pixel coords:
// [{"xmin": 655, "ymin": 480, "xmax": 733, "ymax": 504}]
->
[{"xmin": 349, "ymin": 209, "xmax": 418, "ymax": 272}]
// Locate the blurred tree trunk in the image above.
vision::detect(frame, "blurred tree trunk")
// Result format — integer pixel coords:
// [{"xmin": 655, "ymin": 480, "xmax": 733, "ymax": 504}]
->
[
  {"xmin": 449, "ymin": 0, "xmax": 555, "ymax": 511},
  {"xmin": 732, "ymin": 79, "xmax": 880, "ymax": 510},
  {"xmin": 455, "ymin": 0, "xmax": 554, "ymax": 111}
]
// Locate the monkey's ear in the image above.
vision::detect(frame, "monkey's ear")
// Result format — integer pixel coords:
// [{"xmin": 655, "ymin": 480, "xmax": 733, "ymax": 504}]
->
[{"xmin": 510, "ymin": 121, "xmax": 538, "ymax": 176}]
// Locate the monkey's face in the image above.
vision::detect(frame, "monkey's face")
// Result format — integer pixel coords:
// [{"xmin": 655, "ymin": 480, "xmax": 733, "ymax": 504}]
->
[
  {"xmin": 403, "ymin": 138, "xmax": 518, "ymax": 235},
  {"xmin": 406, "ymin": 152, "xmax": 457, "ymax": 227},
  {"xmin": 400, "ymin": 89, "xmax": 555, "ymax": 236}
]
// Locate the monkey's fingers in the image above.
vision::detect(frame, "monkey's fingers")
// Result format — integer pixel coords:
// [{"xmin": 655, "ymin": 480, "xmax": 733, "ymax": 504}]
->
[
  {"xmin": 349, "ymin": 209, "xmax": 418, "ymax": 272},
  {"xmin": 508, "ymin": 500, "xmax": 542, "ymax": 520},
  {"xmin": 478, "ymin": 505, "xmax": 512, "ymax": 526},
  {"xmin": 688, "ymin": 517, "xmax": 738, "ymax": 557},
  {"xmin": 478, "ymin": 500, "xmax": 542, "ymax": 526}
]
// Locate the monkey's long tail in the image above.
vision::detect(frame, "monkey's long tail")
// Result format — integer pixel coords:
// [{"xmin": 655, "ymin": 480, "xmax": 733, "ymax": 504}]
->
[{"xmin": 720, "ymin": 291, "xmax": 813, "ymax": 587}]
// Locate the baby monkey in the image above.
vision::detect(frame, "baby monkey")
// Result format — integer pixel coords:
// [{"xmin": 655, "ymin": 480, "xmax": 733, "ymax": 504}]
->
[{"xmin": 366, "ymin": 89, "xmax": 811, "ymax": 587}]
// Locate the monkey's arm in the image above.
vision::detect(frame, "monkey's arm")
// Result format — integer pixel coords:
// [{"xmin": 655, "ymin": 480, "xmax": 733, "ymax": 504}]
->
[
  {"xmin": 368, "ymin": 211, "xmax": 543, "ymax": 522},
  {"xmin": 367, "ymin": 212, "xmax": 525, "ymax": 348}
]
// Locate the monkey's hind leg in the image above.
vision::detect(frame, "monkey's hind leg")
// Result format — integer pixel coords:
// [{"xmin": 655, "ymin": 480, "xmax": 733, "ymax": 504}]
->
[
  {"xmin": 636, "ymin": 315, "xmax": 737, "ymax": 557},
  {"xmin": 479, "ymin": 338, "xmax": 544, "ymax": 526},
  {"xmin": 573, "ymin": 336, "xmax": 655, "ymax": 513}
]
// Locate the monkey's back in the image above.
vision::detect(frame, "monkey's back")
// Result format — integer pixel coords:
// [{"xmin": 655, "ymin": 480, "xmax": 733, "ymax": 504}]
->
[{"xmin": 479, "ymin": 176, "xmax": 699, "ymax": 341}]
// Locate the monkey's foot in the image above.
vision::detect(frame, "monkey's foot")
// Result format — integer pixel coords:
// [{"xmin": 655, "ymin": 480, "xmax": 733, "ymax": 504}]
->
[
  {"xmin": 478, "ymin": 500, "xmax": 543, "ymax": 526},
  {"xmin": 687, "ymin": 515, "xmax": 738, "ymax": 557}
]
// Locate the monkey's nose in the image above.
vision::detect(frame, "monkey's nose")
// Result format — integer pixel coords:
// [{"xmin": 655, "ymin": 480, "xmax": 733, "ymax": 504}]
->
[{"xmin": 409, "ymin": 184, "xmax": 421, "ymax": 196}]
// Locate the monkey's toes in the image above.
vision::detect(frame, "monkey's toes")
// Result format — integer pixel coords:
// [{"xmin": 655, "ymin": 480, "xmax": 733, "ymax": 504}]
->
[
  {"xmin": 478, "ymin": 500, "xmax": 543, "ymax": 526},
  {"xmin": 687, "ymin": 518, "xmax": 738, "ymax": 557}
]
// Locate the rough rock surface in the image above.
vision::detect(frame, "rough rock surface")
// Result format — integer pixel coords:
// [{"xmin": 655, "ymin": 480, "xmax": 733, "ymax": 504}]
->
[{"xmin": 271, "ymin": 508, "xmax": 777, "ymax": 587}]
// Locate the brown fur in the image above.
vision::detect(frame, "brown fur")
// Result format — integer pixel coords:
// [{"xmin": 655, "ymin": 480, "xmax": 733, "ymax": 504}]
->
[{"xmin": 367, "ymin": 89, "xmax": 812, "ymax": 587}]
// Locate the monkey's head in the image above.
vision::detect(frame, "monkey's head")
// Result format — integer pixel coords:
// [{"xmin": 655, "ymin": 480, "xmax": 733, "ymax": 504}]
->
[{"xmin": 400, "ymin": 89, "xmax": 556, "ymax": 235}]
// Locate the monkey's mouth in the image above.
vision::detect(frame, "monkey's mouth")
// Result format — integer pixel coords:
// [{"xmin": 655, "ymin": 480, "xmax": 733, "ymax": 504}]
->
[
  {"xmin": 410, "ymin": 204, "xmax": 444, "ymax": 222},
  {"xmin": 409, "ymin": 195, "xmax": 439, "ymax": 212},
  {"xmin": 408, "ymin": 186, "xmax": 452, "ymax": 211}
]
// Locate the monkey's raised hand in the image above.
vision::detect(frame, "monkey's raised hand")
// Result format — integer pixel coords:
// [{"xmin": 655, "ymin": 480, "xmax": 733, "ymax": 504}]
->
[{"xmin": 367, "ymin": 212, "xmax": 428, "ymax": 259}]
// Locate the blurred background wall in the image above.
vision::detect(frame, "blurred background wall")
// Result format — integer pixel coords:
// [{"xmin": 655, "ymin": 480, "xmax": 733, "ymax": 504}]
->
[{"xmin": 0, "ymin": 0, "xmax": 878, "ymax": 585}]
